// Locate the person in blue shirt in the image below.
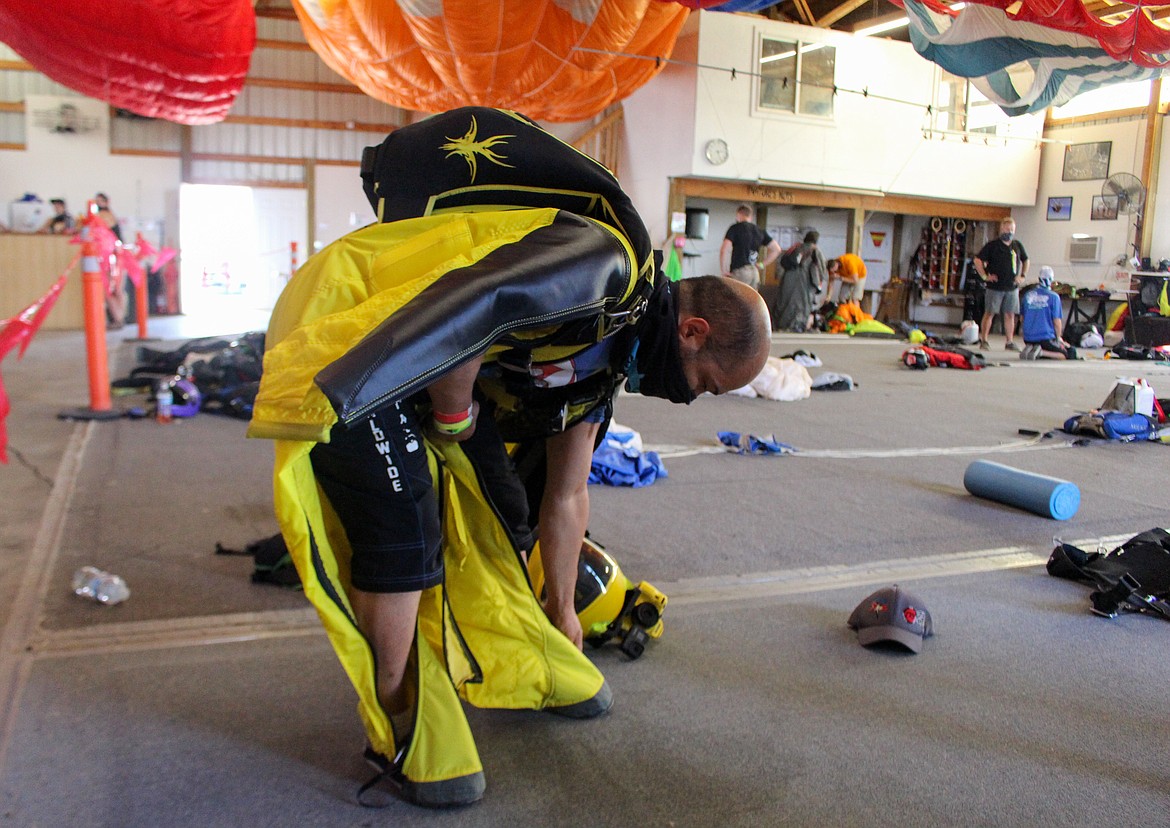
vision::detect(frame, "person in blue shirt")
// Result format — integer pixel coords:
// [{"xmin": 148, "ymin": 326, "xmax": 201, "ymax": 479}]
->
[{"xmin": 1020, "ymin": 266, "xmax": 1074, "ymax": 360}]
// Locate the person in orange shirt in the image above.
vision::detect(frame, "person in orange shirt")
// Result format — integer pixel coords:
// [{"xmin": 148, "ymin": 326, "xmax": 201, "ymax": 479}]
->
[{"xmin": 827, "ymin": 253, "xmax": 867, "ymax": 305}]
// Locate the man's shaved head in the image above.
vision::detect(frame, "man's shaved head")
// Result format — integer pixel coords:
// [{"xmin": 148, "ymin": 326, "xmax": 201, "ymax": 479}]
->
[{"xmin": 676, "ymin": 276, "xmax": 771, "ymax": 395}]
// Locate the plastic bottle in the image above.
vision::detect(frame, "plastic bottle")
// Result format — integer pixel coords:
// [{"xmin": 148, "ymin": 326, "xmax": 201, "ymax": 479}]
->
[
  {"xmin": 71, "ymin": 566, "xmax": 131, "ymax": 606},
  {"xmin": 156, "ymin": 380, "xmax": 173, "ymax": 424}
]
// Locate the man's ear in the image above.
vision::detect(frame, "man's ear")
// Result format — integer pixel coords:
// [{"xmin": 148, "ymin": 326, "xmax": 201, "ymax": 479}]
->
[{"xmin": 678, "ymin": 315, "xmax": 710, "ymax": 352}]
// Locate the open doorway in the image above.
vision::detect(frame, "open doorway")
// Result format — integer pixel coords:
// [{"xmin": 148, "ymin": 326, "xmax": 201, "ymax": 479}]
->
[{"xmin": 178, "ymin": 184, "xmax": 307, "ymax": 321}]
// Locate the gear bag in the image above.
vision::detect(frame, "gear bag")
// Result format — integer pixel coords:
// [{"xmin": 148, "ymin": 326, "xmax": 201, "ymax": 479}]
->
[
  {"xmin": 1062, "ymin": 411, "xmax": 1153, "ymax": 441},
  {"xmin": 779, "ymin": 243, "xmax": 804, "ymax": 271},
  {"xmin": 215, "ymin": 533, "xmax": 301, "ymax": 588},
  {"xmin": 1047, "ymin": 528, "xmax": 1170, "ymax": 620}
]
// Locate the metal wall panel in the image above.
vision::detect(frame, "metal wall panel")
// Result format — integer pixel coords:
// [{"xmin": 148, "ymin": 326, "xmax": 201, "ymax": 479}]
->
[
  {"xmin": 256, "ymin": 17, "xmax": 304, "ymax": 41},
  {"xmin": 2, "ymin": 14, "xmax": 401, "ymax": 185},
  {"xmin": 110, "ymin": 115, "xmax": 181, "ymax": 153},
  {"xmin": 191, "ymin": 159, "xmax": 305, "ymax": 185},
  {"xmin": 248, "ymin": 48, "xmax": 321, "ymax": 84},
  {"xmin": 0, "ymin": 112, "xmax": 23, "ymax": 145},
  {"xmin": 0, "ymin": 71, "xmax": 75, "ymax": 99}
]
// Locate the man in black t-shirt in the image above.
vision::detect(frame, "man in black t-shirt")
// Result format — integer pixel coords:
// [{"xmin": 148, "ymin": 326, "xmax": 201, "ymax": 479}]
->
[
  {"xmin": 720, "ymin": 204, "xmax": 781, "ymax": 291},
  {"xmin": 974, "ymin": 217, "xmax": 1028, "ymax": 351}
]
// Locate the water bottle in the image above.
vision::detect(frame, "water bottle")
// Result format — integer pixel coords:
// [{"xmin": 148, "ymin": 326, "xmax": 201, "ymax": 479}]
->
[
  {"xmin": 71, "ymin": 566, "xmax": 131, "ymax": 606},
  {"xmin": 156, "ymin": 380, "xmax": 173, "ymax": 424}
]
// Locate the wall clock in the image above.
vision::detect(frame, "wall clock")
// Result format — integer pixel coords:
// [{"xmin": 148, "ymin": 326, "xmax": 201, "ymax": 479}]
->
[{"xmin": 704, "ymin": 138, "xmax": 729, "ymax": 166}]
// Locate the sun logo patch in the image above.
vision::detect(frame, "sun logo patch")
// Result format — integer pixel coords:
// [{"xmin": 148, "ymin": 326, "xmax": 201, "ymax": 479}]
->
[{"xmin": 441, "ymin": 115, "xmax": 515, "ymax": 183}]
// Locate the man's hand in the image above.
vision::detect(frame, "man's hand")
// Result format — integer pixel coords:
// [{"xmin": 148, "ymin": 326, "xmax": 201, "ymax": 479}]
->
[{"xmin": 544, "ymin": 599, "xmax": 584, "ymax": 649}]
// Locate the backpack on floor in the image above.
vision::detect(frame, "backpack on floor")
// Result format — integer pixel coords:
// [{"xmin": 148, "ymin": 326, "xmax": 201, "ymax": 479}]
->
[
  {"xmin": 1047, "ymin": 528, "xmax": 1170, "ymax": 620},
  {"xmin": 1062, "ymin": 411, "xmax": 1153, "ymax": 441},
  {"xmin": 215, "ymin": 533, "xmax": 302, "ymax": 588}
]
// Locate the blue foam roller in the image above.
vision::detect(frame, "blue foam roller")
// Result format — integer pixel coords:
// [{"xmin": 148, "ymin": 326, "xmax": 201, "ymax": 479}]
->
[{"xmin": 962, "ymin": 460, "xmax": 1080, "ymax": 520}]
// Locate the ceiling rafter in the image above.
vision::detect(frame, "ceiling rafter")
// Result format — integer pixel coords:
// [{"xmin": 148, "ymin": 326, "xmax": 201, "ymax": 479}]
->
[
  {"xmin": 792, "ymin": 0, "xmax": 818, "ymax": 26},
  {"xmin": 816, "ymin": 0, "xmax": 877, "ymax": 29}
]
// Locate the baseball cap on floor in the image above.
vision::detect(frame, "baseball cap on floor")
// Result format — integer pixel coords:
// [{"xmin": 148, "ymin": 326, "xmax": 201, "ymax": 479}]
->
[{"xmin": 847, "ymin": 585, "xmax": 934, "ymax": 653}]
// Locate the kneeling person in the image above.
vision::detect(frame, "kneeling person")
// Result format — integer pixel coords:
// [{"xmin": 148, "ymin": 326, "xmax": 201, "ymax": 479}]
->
[{"xmin": 1020, "ymin": 266, "xmax": 1074, "ymax": 360}]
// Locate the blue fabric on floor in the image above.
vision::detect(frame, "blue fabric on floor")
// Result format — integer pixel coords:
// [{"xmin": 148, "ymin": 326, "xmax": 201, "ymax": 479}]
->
[
  {"xmin": 589, "ymin": 429, "xmax": 668, "ymax": 487},
  {"xmin": 717, "ymin": 431, "xmax": 797, "ymax": 455}
]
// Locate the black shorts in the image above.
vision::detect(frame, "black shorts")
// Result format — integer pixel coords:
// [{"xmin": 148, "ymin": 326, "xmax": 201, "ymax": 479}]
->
[{"xmin": 309, "ymin": 397, "xmax": 536, "ymax": 594}]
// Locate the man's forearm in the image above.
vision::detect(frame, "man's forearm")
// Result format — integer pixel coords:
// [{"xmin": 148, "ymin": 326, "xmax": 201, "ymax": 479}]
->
[
  {"xmin": 537, "ymin": 421, "xmax": 601, "ymax": 647},
  {"xmin": 427, "ymin": 355, "xmax": 483, "ymax": 414},
  {"xmin": 539, "ymin": 484, "xmax": 590, "ymax": 624}
]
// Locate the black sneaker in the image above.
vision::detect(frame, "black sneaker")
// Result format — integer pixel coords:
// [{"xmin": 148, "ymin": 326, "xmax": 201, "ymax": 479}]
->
[
  {"xmin": 1005, "ymin": 341, "xmax": 1019, "ymax": 351},
  {"xmin": 359, "ymin": 745, "xmax": 485, "ymax": 809}
]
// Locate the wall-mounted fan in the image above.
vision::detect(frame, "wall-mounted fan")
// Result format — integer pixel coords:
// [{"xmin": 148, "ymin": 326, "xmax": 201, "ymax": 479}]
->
[{"xmin": 1102, "ymin": 172, "xmax": 1146, "ymax": 215}]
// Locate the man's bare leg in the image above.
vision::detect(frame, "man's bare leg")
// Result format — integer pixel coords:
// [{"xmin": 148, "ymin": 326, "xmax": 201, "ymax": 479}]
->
[{"xmin": 349, "ymin": 588, "xmax": 421, "ymax": 738}]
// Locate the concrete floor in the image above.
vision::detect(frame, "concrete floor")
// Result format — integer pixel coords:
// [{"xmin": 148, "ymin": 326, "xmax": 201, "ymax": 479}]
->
[{"xmin": 1, "ymin": 311, "xmax": 1168, "ymax": 827}]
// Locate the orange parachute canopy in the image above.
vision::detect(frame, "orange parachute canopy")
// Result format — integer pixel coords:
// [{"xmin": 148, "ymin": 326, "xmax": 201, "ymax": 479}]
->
[
  {"xmin": 292, "ymin": 0, "xmax": 690, "ymax": 122},
  {"xmin": 0, "ymin": 0, "xmax": 255, "ymax": 125}
]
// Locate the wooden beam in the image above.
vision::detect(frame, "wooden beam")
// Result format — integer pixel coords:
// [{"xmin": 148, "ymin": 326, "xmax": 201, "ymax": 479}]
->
[
  {"xmin": 110, "ymin": 148, "xmax": 177, "ymax": 159},
  {"xmin": 254, "ymin": 4, "xmax": 300, "ymax": 21},
  {"xmin": 671, "ymin": 177, "xmax": 1006, "ymax": 221},
  {"xmin": 306, "ymin": 158, "xmax": 317, "ymax": 255},
  {"xmin": 193, "ymin": 152, "xmax": 308, "ymax": 166},
  {"xmin": 570, "ymin": 107, "xmax": 623, "ymax": 149},
  {"xmin": 792, "ymin": 0, "xmax": 817, "ymax": 27},
  {"xmin": 180, "ymin": 125, "xmax": 192, "ymax": 184},
  {"xmin": 256, "ymin": 38, "xmax": 313, "ymax": 52},
  {"xmin": 817, "ymin": 0, "xmax": 871, "ymax": 29},
  {"xmin": 110, "ymin": 148, "xmax": 362, "ymax": 168},
  {"xmin": 246, "ymin": 77, "xmax": 361, "ymax": 95},
  {"xmin": 1046, "ymin": 106, "xmax": 1153, "ymax": 127},
  {"xmin": 187, "ymin": 178, "xmax": 304, "ymax": 189},
  {"xmin": 222, "ymin": 114, "xmax": 398, "ymax": 134},
  {"xmin": 1139, "ymin": 78, "xmax": 1162, "ymax": 258}
]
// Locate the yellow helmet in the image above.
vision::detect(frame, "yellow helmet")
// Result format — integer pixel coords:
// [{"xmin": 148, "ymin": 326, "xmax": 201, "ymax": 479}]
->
[{"xmin": 528, "ymin": 536, "xmax": 667, "ymax": 659}]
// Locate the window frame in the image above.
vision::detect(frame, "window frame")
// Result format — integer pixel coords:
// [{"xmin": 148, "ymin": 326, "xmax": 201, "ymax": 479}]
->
[{"xmin": 752, "ymin": 32, "xmax": 837, "ymax": 122}]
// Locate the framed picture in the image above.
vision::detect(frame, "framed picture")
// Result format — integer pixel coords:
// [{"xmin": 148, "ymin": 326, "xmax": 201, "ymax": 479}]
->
[
  {"xmin": 1047, "ymin": 196, "xmax": 1072, "ymax": 221},
  {"xmin": 1062, "ymin": 141, "xmax": 1111, "ymax": 181},
  {"xmin": 1091, "ymin": 194, "xmax": 1119, "ymax": 220}
]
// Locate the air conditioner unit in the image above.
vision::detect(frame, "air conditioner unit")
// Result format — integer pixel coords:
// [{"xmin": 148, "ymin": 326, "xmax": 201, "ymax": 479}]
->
[{"xmin": 1068, "ymin": 236, "xmax": 1102, "ymax": 263}]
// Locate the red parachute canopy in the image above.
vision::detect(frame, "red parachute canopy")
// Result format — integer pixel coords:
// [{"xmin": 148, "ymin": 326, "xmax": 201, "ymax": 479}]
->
[
  {"xmin": 0, "ymin": 0, "xmax": 255, "ymax": 125},
  {"xmin": 914, "ymin": 0, "xmax": 1170, "ymax": 67},
  {"xmin": 292, "ymin": 0, "xmax": 690, "ymax": 122}
]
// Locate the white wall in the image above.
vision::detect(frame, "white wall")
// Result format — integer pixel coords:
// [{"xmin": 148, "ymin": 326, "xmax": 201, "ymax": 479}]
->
[
  {"xmin": 1014, "ymin": 119, "xmax": 1146, "ymax": 290},
  {"xmin": 621, "ymin": 25, "xmax": 699, "ymax": 247},
  {"xmin": 313, "ymin": 163, "xmax": 376, "ymax": 251},
  {"xmin": 2, "ymin": 95, "xmax": 181, "ymax": 247},
  {"xmin": 691, "ymin": 13, "xmax": 1044, "ymax": 203},
  {"xmin": 618, "ymin": 10, "xmax": 1046, "ymax": 273}
]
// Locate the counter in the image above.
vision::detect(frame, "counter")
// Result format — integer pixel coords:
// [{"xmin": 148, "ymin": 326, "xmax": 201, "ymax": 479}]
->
[{"xmin": 0, "ymin": 234, "xmax": 85, "ymax": 330}]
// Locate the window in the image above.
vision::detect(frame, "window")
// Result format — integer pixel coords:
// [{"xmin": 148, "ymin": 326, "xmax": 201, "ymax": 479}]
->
[
  {"xmin": 932, "ymin": 69, "xmax": 1015, "ymax": 138},
  {"xmin": 933, "ymin": 72, "xmax": 968, "ymax": 133},
  {"xmin": 757, "ymin": 37, "xmax": 836, "ymax": 118}
]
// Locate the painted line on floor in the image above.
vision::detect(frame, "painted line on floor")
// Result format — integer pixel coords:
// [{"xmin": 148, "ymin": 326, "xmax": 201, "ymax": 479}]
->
[
  {"xmin": 659, "ymin": 534, "xmax": 1134, "ymax": 609},
  {"xmin": 22, "ymin": 535, "xmax": 1137, "ymax": 658},
  {"xmin": 28, "ymin": 608, "xmax": 323, "ymax": 658},
  {"xmin": 648, "ymin": 435, "xmax": 1076, "ymax": 460},
  {"xmin": 0, "ymin": 421, "xmax": 92, "ymax": 773}
]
